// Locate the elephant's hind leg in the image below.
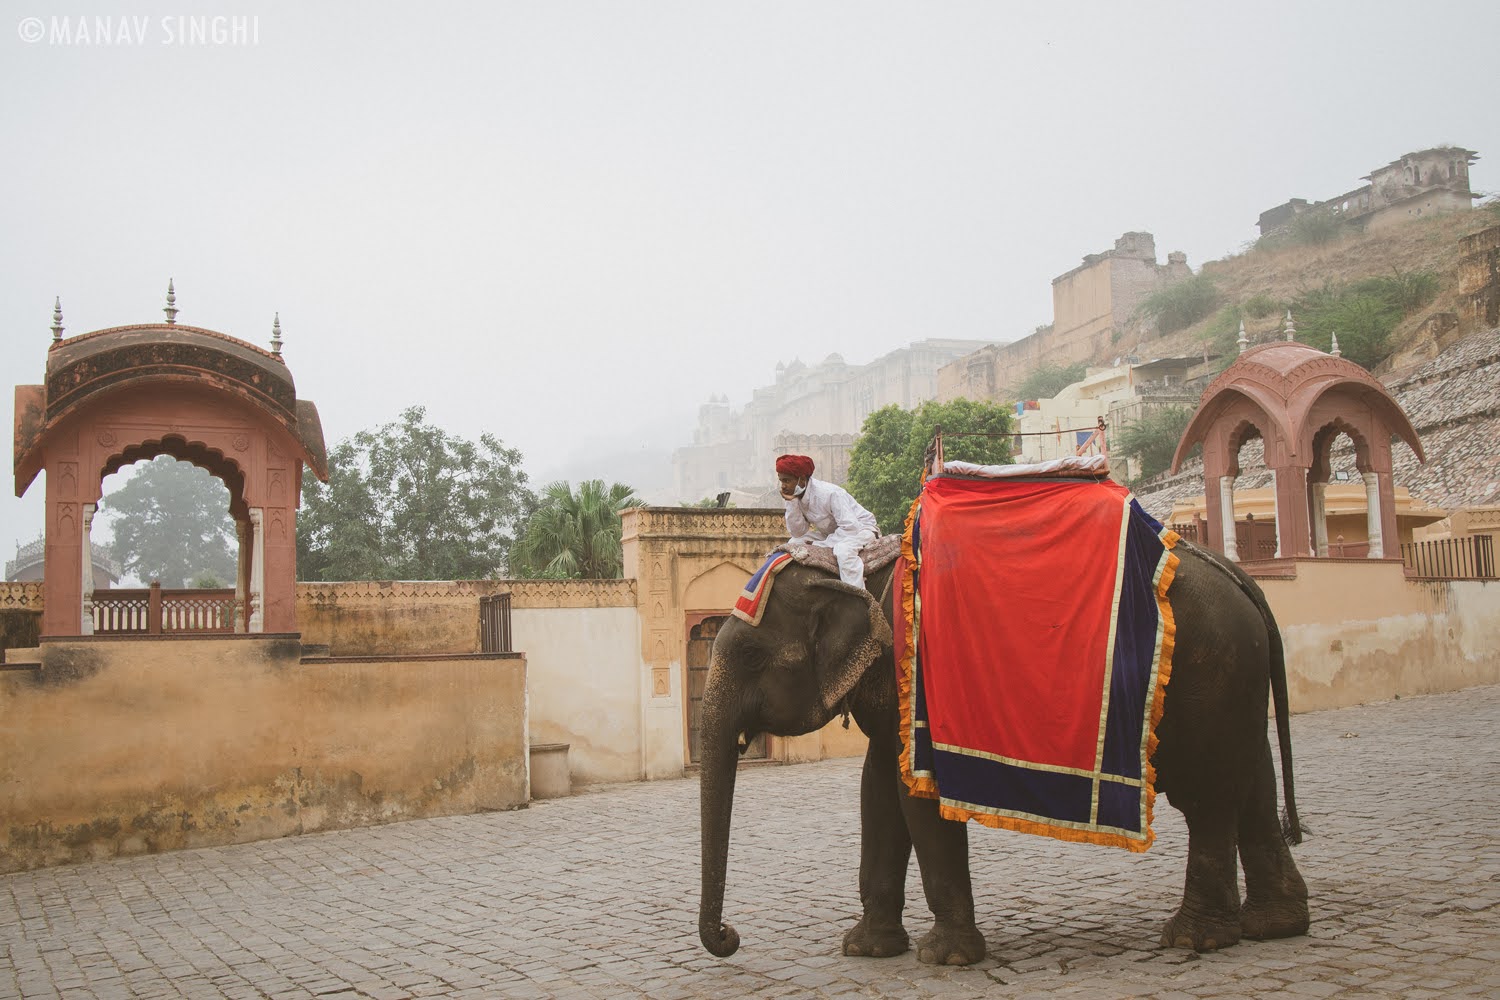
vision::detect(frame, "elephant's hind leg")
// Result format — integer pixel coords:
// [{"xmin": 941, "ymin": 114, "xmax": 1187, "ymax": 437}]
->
[
  {"xmin": 900, "ymin": 790, "xmax": 986, "ymax": 965},
  {"xmin": 1161, "ymin": 803, "xmax": 1243, "ymax": 951},
  {"xmin": 1237, "ymin": 740, "xmax": 1309, "ymax": 940},
  {"xmin": 842, "ymin": 739, "xmax": 912, "ymax": 959}
]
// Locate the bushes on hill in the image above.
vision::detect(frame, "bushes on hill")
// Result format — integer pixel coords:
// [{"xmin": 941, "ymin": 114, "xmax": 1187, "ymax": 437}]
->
[
  {"xmin": 1012, "ymin": 361, "xmax": 1088, "ymax": 401},
  {"xmin": 1137, "ymin": 274, "xmax": 1218, "ymax": 335},
  {"xmin": 1113, "ymin": 406, "xmax": 1198, "ymax": 484},
  {"xmin": 1289, "ymin": 269, "xmax": 1439, "ymax": 370}
]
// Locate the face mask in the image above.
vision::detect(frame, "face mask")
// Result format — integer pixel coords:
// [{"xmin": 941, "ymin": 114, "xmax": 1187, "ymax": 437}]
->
[{"xmin": 793, "ymin": 484, "xmax": 805, "ymax": 497}]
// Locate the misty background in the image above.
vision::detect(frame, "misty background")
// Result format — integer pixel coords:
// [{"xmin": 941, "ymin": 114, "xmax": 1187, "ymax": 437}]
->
[{"xmin": 4, "ymin": 0, "xmax": 1498, "ymax": 556}]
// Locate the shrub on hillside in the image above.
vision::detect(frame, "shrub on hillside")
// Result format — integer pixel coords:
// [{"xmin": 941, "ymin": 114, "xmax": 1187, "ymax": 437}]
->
[
  {"xmin": 1137, "ymin": 274, "xmax": 1218, "ymax": 335},
  {"xmin": 1287, "ymin": 269, "xmax": 1440, "ymax": 370},
  {"xmin": 1012, "ymin": 361, "xmax": 1088, "ymax": 401},
  {"xmin": 1242, "ymin": 293, "xmax": 1281, "ymax": 319},
  {"xmin": 1203, "ymin": 304, "xmax": 1243, "ymax": 357},
  {"xmin": 1292, "ymin": 282, "xmax": 1399, "ymax": 370},
  {"xmin": 1113, "ymin": 405, "xmax": 1198, "ymax": 484}
]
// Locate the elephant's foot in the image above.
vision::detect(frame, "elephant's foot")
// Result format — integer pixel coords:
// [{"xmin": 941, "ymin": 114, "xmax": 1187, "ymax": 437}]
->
[
  {"xmin": 1239, "ymin": 898, "xmax": 1309, "ymax": 940},
  {"xmin": 842, "ymin": 916, "xmax": 909, "ymax": 958},
  {"xmin": 1159, "ymin": 907, "xmax": 1242, "ymax": 952},
  {"xmin": 916, "ymin": 921, "xmax": 986, "ymax": 966}
]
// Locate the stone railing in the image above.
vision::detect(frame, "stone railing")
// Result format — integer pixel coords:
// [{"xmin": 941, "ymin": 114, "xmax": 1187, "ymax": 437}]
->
[{"xmin": 92, "ymin": 585, "xmax": 238, "ymax": 634}]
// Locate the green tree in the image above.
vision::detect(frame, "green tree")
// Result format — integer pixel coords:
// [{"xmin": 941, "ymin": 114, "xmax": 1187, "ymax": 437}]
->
[
  {"xmin": 1012, "ymin": 361, "xmax": 1088, "ymax": 401},
  {"xmin": 103, "ymin": 456, "xmax": 237, "ymax": 588},
  {"xmin": 297, "ymin": 406, "xmax": 531, "ymax": 580},
  {"xmin": 511, "ymin": 480, "xmax": 647, "ymax": 579},
  {"xmin": 1112, "ymin": 406, "xmax": 1198, "ymax": 483},
  {"xmin": 847, "ymin": 398, "xmax": 1013, "ymax": 535}
]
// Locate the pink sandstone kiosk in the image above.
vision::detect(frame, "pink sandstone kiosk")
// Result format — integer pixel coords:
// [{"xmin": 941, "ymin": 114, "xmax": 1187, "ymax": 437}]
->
[
  {"xmin": 12, "ymin": 286, "xmax": 327, "ymax": 636},
  {"xmin": 1171, "ymin": 326, "xmax": 1423, "ymax": 562}
]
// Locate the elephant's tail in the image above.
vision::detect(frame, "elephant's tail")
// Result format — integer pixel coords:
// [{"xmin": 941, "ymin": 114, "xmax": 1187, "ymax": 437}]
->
[{"xmin": 1267, "ymin": 615, "xmax": 1303, "ymax": 845}]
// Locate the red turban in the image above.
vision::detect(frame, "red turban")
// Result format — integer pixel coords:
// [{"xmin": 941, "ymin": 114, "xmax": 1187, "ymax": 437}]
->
[{"xmin": 775, "ymin": 454, "xmax": 814, "ymax": 477}]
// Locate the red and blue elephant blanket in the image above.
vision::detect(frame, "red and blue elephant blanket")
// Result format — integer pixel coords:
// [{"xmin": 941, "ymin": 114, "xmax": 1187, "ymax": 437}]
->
[{"xmin": 896, "ymin": 473, "xmax": 1180, "ymax": 851}]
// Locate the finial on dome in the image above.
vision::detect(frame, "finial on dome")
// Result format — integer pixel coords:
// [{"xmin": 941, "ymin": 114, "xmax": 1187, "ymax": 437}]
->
[
  {"xmin": 1330, "ymin": 331, "xmax": 1342, "ymax": 358},
  {"xmin": 1284, "ymin": 309, "xmax": 1296, "ymax": 342},
  {"xmin": 1236, "ymin": 318, "xmax": 1248, "ymax": 354},
  {"xmin": 51, "ymin": 297, "xmax": 64, "ymax": 342},
  {"xmin": 164, "ymin": 278, "xmax": 178, "ymax": 325},
  {"xmin": 270, "ymin": 313, "xmax": 283, "ymax": 358}
]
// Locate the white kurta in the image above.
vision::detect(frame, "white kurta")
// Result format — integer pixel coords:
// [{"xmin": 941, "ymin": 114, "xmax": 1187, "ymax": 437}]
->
[{"xmin": 784, "ymin": 478, "xmax": 879, "ymax": 587}]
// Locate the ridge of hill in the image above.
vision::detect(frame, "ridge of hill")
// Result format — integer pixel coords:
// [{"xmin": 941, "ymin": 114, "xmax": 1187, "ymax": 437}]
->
[{"xmin": 1108, "ymin": 204, "xmax": 1500, "ymax": 376}]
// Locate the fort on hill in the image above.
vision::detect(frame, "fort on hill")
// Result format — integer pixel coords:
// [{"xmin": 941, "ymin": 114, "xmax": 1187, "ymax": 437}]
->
[{"xmin": 669, "ymin": 145, "xmax": 1488, "ymax": 502}]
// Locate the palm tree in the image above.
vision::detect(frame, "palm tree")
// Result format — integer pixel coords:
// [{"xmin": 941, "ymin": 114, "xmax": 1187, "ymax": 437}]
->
[{"xmin": 511, "ymin": 480, "xmax": 647, "ymax": 579}]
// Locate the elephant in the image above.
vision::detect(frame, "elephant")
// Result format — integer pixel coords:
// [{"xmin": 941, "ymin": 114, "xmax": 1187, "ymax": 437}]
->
[{"xmin": 698, "ymin": 540, "xmax": 1309, "ymax": 965}]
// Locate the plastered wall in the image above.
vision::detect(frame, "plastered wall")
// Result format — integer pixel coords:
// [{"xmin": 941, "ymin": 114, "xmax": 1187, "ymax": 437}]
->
[
  {"xmin": 512, "ymin": 605, "xmax": 642, "ymax": 785},
  {"xmin": 1252, "ymin": 561, "xmax": 1500, "ymax": 711},
  {"xmin": 0, "ymin": 636, "xmax": 526, "ymax": 874}
]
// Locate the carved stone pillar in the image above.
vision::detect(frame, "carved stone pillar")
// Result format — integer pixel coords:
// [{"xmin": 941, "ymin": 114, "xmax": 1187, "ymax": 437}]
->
[
  {"xmin": 80, "ymin": 503, "xmax": 97, "ymax": 635},
  {"xmin": 1270, "ymin": 464, "xmax": 1312, "ymax": 559},
  {"xmin": 248, "ymin": 507, "xmax": 265, "ymax": 632},
  {"xmin": 1365, "ymin": 475, "xmax": 1384, "ymax": 559},
  {"xmin": 1218, "ymin": 476, "xmax": 1239, "ymax": 561},
  {"xmin": 235, "ymin": 519, "xmax": 249, "ymax": 633},
  {"xmin": 1270, "ymin": 470, "xmax": 1281, "ymax": 559},
  {"xmin": 1311, "ymin": 482, "xmax": 1329, "ymax": 557}
]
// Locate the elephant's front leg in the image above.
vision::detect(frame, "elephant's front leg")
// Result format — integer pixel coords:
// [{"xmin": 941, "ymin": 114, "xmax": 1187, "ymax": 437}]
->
[
  {"xmin": 899, "ymin": 784, "xmax": 987, "ymax": 965},
  {"xmin": 842, "ymin": 737, "xmax": 913, "ymax": 958}
]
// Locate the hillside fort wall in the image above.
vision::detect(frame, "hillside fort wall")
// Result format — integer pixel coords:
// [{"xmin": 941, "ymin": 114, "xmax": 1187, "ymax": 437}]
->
[
  {"xmin": 672, "ymin": 338, "xmax": 989, "ymax": 501},
  {"xmin": 936, "ymin": 232, "xmax": 1192, "ymax": 405},
  {"xmin": 1258, "ymin": 146, "xmax": 1478, "ymax": 236}
]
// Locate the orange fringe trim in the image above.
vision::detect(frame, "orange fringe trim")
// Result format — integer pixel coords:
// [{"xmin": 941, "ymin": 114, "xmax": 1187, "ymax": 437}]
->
[
  {"xmin": 897, "ymin": 493, "xmax": 938, "ymax": 801},
  {"xmin": 896, "ymin": 496, "xmax": 1182, "ymax": 851}
]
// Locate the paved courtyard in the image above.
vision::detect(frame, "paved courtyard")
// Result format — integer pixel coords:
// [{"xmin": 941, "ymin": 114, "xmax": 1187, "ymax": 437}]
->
[{"xmin": 3, "ymin": 684, "xmax": 1499, "ymax": 999}]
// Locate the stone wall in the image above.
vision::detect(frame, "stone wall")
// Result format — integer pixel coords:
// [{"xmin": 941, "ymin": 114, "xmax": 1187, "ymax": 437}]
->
[
  {"xmin": 0, "ymin": 636, "xmax": 526, "ymax": 874},
  {"xmin": 1253, "ymin": 561, "xmax": 1500, "ymax": 712},
  {"xmin": 1458, "ymin": 225, "xmax": 1500, "ymax": 332},
  {"xmin": 295, "ymin": 578, "xmax": 636, "ymax": 655},
  {"xmin": 938, "ymin": 232, "xmax": 1191, "ymax": 404},
  {"xmin": 0, "ymin": 582, "xmax": 43, "ymax": 657}
]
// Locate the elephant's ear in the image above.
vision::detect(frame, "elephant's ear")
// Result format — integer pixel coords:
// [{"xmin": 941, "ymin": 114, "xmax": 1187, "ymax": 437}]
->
[{"xmin": 807, "ymin": 578, "xmax": 894, "ymax": 714}]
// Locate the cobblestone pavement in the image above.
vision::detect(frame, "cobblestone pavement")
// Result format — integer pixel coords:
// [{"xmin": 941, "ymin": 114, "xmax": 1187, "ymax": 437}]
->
[{"xmin": 4, "ymin": 685, "xmax": 1499, "ymax": 999}]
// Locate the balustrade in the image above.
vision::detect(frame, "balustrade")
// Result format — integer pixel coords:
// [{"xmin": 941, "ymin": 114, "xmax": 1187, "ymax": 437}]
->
[{"xmin": 91, "ymin": 583, "xmax": 238, "ymax": 634}]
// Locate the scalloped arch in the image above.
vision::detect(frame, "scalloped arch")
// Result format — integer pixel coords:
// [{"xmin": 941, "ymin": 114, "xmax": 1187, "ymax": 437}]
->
[{"xmin": 102, "ymin": 434, "xmax": 249, "ymax": 521}]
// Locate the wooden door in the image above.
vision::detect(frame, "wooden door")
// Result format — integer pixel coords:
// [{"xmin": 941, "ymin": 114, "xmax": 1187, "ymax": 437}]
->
[{"xmin": 686, "ymin": 614, "xmax": 765, "ymax": 764}]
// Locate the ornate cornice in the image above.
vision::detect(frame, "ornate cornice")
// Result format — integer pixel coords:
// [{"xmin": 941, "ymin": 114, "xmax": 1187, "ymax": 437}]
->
[
  {"xmin": 0, "ymin": 581, "xmax": 45, "ymax": 610},
  {"xmin": 506, "ymin": 580, "xmax": 637, "ymax": 609},
  {"xmin": 622, "ymin": 507, "xmax": 785, "ymax": 542},
  {"xmin": 294, "ymin": 578, "xmax": 636, "ymax": 610}
]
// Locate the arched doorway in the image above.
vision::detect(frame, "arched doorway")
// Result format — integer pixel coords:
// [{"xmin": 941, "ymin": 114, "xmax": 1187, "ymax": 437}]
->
[
  {"xmin": 93, "ymin": 453, "xmax": 241, "ymax": 632},
  {"xmin": 685, "ymin": 613, "xmax": 765, "ymax": 765}
]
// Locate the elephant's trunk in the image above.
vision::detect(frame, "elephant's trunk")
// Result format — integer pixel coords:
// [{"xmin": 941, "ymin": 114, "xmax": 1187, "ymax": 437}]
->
[{"xmin": 698, "ymin": 662, "xmax": 742, "ymax": 958}]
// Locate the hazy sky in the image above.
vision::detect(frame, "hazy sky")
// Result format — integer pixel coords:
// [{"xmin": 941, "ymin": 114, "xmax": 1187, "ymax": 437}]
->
[{"xmin": 4, "ymin": 0, "xmax": 1498, "ymax": 553}]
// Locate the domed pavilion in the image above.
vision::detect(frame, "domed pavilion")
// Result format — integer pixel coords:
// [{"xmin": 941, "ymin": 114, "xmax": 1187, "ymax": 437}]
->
[
  {"xmin": 1170, "ymin": 337, "xmax": 1423, "ymax": 561},
  {"xmin": 13, "ymin": 289, "xmax": 327, "ymax": 636}
]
